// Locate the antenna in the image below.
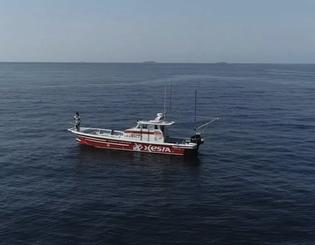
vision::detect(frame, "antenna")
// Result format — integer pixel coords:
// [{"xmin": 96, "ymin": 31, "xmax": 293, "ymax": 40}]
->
[
  {"xmin": 163, "ymin": 85, "xmax": 167, "ymax": 118},
  {"xmin": 168, "ymin": 81, "xmax": 172, "ymax": 115},
  {"xmin": 194, "ymin": 89, "xmax": 197, "ymax": 132}
]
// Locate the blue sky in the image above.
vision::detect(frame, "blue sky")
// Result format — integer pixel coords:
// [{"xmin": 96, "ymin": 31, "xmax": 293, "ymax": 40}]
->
[{"xmin": 0, "ymin": 0, "xmax": 315, "ymax": 63}]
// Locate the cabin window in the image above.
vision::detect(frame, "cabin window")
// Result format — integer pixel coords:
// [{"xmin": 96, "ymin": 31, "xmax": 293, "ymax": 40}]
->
[
  {"xmin": 154, "ymin": 125, "xmax": 159, "ymax": 130},
  {"xmin": 142, "ymin": 124, "xmax": 148, "ymax": 129}
]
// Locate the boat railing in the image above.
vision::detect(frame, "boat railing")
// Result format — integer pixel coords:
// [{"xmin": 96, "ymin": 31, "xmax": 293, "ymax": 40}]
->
[
  {"xmin": 111, "ymin": 130, "xmax": 124, "ymax": 137},
  {"xmin": 82, "ymin": 128, "xmax": 124, "ymax": 138},
  {"xmin": 167, "ymin": 137, "xmax": 191, "ymax": 145},
  {"xmin": 96, "ymin": 129, "xmax": 112, "ymax": 135},
  {"xmin": 124, "ymin": 134, "xmax": 141, "ymax": 140},
  {"xmin": 99, "ymin": 130, "xmax": 124, "ymax": 138}
]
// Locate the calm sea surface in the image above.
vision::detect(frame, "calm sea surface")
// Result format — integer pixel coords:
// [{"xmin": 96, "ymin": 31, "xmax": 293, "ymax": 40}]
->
[{"xmin": 1, "ymin": 63, "xmax": 315, "ymax": 244}]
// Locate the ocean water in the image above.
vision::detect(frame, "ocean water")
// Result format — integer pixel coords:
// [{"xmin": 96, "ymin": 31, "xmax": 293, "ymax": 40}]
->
[{"xmin": 1, "ymin": 63, "xmax": 315, "ymax": 244}]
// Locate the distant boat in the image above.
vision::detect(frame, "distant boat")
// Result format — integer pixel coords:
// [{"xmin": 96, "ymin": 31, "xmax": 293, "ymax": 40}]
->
[
  {"xmin": 142, "ymin": 61, "xmax": 157, "ymax": 64},
  {"xmin": 68, "ymin": 112, "xmax": 218, "ymax": 156}
]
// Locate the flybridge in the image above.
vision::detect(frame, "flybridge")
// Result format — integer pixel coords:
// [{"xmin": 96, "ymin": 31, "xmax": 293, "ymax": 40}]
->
[
  {"xmin": 137, "ymin": 120, "xmax": 174, "ymax": 126},
  {"xmin": 137, "ymin": 112, "xmax": 174, "ymax": 126}
]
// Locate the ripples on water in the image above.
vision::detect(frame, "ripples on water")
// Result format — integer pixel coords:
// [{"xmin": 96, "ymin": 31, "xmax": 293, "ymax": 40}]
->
[{"xmin": 1, "ymin": 63, "xmax": 315, "ymax": 244}]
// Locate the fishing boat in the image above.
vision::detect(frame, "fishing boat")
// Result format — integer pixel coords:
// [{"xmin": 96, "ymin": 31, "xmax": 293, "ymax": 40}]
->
[{"xmin": 67, "ymin": 112, "xmax": 218, "ymax": 156}]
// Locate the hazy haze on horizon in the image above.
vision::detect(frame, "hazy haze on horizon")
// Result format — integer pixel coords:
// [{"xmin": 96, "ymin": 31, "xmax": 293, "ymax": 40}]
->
[{"xmin": 1, "ymin": 0, "xmax": 315, "ymax": 63}]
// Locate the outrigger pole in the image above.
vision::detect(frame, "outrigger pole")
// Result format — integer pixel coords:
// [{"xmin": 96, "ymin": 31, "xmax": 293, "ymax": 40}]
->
[
  {"xmin": 190, "ymin": 89, "xmax": 219, "ymax": 147},
  {"xmin": 195, "ymin": 117, "xmax": 220, "ymax": 134},
  {"xmin": 163, "ymin": 82, "xmax": 173, "ymax": 119}
]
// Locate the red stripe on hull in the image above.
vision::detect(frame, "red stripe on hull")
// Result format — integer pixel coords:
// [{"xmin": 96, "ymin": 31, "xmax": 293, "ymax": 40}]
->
[{"xmin": 77, "ymin": 137, "xmax": 197, "ymax": 156}]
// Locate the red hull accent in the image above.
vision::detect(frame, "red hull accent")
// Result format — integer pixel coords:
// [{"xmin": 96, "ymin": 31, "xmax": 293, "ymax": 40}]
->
[{"xmin": 77, "ymin": 136, "xmax": 196, "ymax": 156}]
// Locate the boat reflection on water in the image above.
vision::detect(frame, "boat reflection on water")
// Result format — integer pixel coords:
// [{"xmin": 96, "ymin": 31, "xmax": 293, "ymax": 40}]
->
[{"xmin": 77, "ymin": 144, "xmax": 201, "ymax": 167}]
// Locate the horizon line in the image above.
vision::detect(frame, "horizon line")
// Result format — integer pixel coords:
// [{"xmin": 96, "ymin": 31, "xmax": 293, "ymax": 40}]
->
[{"xmin": 0, "ymin": 61, "xmax": 315, "ymax": 65}]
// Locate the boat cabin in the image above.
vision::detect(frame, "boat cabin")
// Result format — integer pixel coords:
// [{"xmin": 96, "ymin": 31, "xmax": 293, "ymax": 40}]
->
[{"xmin": 124, "ymin": 113, "xmax": 174, "ymax": 143}]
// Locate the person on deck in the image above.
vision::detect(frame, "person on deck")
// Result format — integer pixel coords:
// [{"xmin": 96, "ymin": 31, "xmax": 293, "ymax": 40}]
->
[{"xmin": 74, "ymin": 112, "xmax": 81, "ymax": 131}]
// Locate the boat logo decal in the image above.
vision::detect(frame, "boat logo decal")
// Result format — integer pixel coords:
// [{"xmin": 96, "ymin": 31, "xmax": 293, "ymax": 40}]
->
[
  {"xmin": 133, "ymin": 143, "xmax": 143, "ymax": 151},
  {"xmin": 133, "ymin": 143, "xmax": 171, "ymax": 153}
]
